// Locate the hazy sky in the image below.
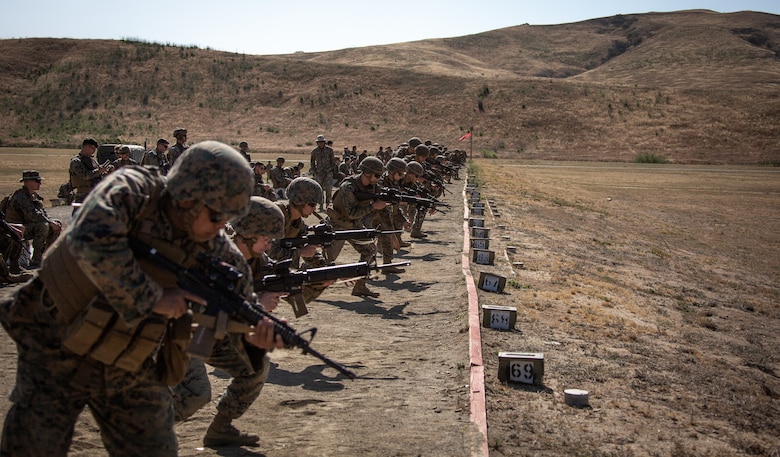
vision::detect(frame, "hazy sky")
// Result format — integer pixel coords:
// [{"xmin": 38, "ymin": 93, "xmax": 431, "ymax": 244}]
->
[{"xmin": 1, "ymin": 0, "xmax": 778, "ymax": 55}]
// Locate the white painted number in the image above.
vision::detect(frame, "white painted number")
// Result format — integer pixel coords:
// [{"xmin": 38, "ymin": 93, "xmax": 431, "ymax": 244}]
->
[
  {"xmin": 476, "ymin": 251, "xmax": 490, "ymax": 264},
  {"xmin": 473, "ymin": 239, "xmax": 486, "ymax": 249},
  {"xmin": 482, "ymin": 276, "xmax": 499, "ymax": 292},
  {"xmin": 509, "ymin": 361, "xmax": 535, "ymax": 384},
  {"xmin": 490, "ymin": 310, "xmax": 510, "ymax": 330}
]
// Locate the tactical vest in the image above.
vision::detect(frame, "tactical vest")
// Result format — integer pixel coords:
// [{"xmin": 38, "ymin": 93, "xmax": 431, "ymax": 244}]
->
[
  {"xmin": 37, "ymin": 179, "xmax": 195, "ymax": 375},
  {"xmin": 69, "ymin": 154, "xmax": 99, "ymax": 190}
]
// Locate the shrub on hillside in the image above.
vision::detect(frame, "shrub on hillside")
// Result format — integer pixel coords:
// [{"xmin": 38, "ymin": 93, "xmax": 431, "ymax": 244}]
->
[{"xmin": 634, "ymin": 152, "xmax": 668, "ymax": 163}]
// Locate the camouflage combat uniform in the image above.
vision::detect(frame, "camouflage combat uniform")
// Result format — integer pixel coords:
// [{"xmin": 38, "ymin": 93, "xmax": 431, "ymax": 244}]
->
[
  {"xmin": 68, "ymin": 152, "xmax": 103, "ymax": 203},
  {"xmin": 310, "ymin": 141, "xmax": 336, "ymax": 209},
  {"xmin": 110, "ymin": 156, "xmax": 139, "ymax": 170},
  {"xmin": 5, "ymin": 187, "xmax": 61, "ymax": 267},
  {"xmin": 0, "ymin": 144, "xmax": 254, "ymax": 456},
  {"xmin": 325, "ymin": 173, "xmax": 383, "ymax": 296},
  {"xmin": 172, "ymin": 195, "xmax": 282, "ymax": 448}
]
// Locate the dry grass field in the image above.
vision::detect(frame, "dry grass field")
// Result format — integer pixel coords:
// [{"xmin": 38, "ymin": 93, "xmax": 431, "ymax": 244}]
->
[{"xmin": 469, "ymin": 159, "xmax": 779, "ymax": 456}]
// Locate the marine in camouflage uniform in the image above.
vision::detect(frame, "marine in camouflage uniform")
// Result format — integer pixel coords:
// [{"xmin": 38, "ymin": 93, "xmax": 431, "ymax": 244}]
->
[
  {"xmin": 406, "ymin": 144, "xmax": 432, "ymax": 238},
  {"xmin": 172, "ymin": 196, "xmax": 287, "ymax": 448},
  {"xmin": 251, "ymin": 161, "xmax": 277, "ymax": 201},
  {"xmin": 267, "ymin": 177, "xmax": 330, "ymax": 305},
  {"xmin": 310, "ymin": 135, "xmax": 336, "ymax": 211},
  {"xmin": 141, "ymin": 138, "xmax": 171, "ymax": 174},
  {"xmin": 325, "ymin": 157, "xmax": 388, "ymax": 298},
  {"xmin": 0, "ymin": 141, "xmax": 278, "ymax": 457},
  {"xmin": 110, "ymin": 145, "xmax": 139, "ymax": 170},
  {"xmin": 5, "ymin": 170, "xmax": 62, "ymax": 269},
  {"xmin": 167, "ymin": 128, "xmax": 189, "ymax": 166},
  {"xmin": 401, "ymin": 160, "xmax": 428, "ymax": 240},
  {"xmin": 269, "ymin": 157, "xmax": 292, "ymax": 200},
  {"xmin": 373, "ymin": 158, "xmax": 410, "ymax": 273},
  {"xmin": 69, "ymin": 137, "xmax": 111, "ymax": 204}
]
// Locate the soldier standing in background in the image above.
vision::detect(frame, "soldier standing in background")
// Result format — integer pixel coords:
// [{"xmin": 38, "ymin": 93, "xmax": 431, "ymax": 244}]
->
[
  {"xmin": 168, "ymin": 128, "xmax": 188, "ymax": 165},
  {"xmin": 5, "ymin": 170, "xmax": 62, "ymax": 270},
  {"xmin": 69, "ymin": 137, "xmax": 111, "ymax": 204},
  {"xmin": 269, "ymin": 156, "xmax": 291, "ymax": 200},
  {"xmin": 310, "ymin": 134, "xmax": 336, "ymax": 212},
  {"xmin": 141, "ymin": 138, "xmax": 170, "ymax": 173},
  {"xmin": 110, "ymin": 145, "xmax": 139, "ymax": 170},
  {"xmin": 0, "ymin": 141, "xmax": 281, "ymax": 456},
  {"xmin": 238, "ymin": 141, "xmax": 251, "ymax": 162}
]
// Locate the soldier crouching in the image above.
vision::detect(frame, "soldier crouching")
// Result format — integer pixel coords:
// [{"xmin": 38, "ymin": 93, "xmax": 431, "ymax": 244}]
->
[{"xmin": 0, "ymin": 141, "xmax": 281, "ymax": 457}]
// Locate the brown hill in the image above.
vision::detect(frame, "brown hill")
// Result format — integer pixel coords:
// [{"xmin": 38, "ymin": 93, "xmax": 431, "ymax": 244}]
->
[{"xmin": 0, "ymin": 9, "xmax": 778, "ymax": 164}]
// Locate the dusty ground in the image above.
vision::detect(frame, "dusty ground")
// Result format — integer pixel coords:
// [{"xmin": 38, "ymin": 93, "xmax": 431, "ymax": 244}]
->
[
  {"xmin": 1, "ymin": 159, "xmax": 779, "ymax": 456},
  {"xmin": 0, "ymin": 182, "xmax": 481, "ymax": 456}
]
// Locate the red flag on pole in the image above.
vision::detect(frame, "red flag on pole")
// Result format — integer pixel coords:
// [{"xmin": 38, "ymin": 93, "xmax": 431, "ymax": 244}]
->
[{"xmin": 458, "ymin": 131, "xmax": 472, "ymax": 141}]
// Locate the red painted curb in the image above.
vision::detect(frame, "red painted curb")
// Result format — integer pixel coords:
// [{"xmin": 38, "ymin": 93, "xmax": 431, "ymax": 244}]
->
[{"xmin": 463, "ymin": 187, "xmax": 489, "ymax": 457}]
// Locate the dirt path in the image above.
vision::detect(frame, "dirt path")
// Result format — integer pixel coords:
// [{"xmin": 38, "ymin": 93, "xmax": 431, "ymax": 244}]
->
[{"xmin": 0, "ymin": 185, "xmax": 482, "ymax": 456}]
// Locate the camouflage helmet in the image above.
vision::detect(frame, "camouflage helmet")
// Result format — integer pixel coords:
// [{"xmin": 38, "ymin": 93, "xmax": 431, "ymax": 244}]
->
[
  {"xmin": 286, "ymin": 177, "xmax": 323, "ymax": 205},
  {"xmin": 408, "ymin": 137, "xmax": 422, "ymax": 148},
  {"xmin": 358, "ymin": 156, "xmax": 385, "ymax": 175},
  {"xmin": 386, "ymin": 157, "xmax": 408, "ymax": 174},
  {"xmin": 414, "ymin": 144, "xmax": 430, "ymax": 159},
  {"xmin": 231, "ymin": 196, "xmax": 285, "ymax": 240},
  {"xmin": 406, "ymin": 161, "xmax": 424, "ymax": 176},
  {"xmin": 167, "ymin": 140, "xmax": 253, "ymax": 220},
  {"xmin": 173, "ymin": 128, "xmax": 188, "ymax": 140}
]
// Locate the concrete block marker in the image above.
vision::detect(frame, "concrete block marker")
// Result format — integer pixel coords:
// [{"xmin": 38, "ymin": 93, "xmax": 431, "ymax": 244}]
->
[
  {"xmin": 471, "ymin": 238, "xmax": 490, "ymax": 250},
  {"xmin": 482, "ymin": 305, "xmax": 517, "ymax": 330},
  {"xmin": 477, "ymin": 272, "xmax": 506, "ymax": 293},
  {"xmin": 471, "ymin": 227, "xmax": 490, "ymax": 239},
  {"xmin": 498, "ymin": 352, "xmax": 545, "ymax": 385},
  {"xmin": 472, "ymin": 249, "xmax": 495, "ymax": 265}
]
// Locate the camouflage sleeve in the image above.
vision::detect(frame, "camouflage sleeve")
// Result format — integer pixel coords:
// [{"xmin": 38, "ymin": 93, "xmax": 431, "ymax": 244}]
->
[
  {"xmin": 336, "ymin": 181, "xmax": 375, "ymax": 223},
  {"xmin": 66, "ymin": 170, "xmax": 166, "ymax": 325},
  {"xmin": 310, "ymin": 149, "xmax": 318, "ymax": 175},
  {"xmin": 10, "ymin": 192, "xmax": 48, "ymax": 224}
]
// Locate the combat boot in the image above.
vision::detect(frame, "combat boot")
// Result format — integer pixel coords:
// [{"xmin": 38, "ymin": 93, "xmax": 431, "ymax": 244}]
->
[
  {"xmin": 204, "ymin": 412, "xmax": 260, "ymax": 447},
  {"xmin": 381, "ymin": 257, "xmax": 405, "ymax": 274},
  {"xmin": 351, "ymin": 279, "xmax": 380, "ymax": 298},
  {"xmin": 3, "ymin": 272, "xmax": 33, "ymax": 284},
  {"xmin": 409, "ymin": 231, "xmax": 427, "ymax": 239}
]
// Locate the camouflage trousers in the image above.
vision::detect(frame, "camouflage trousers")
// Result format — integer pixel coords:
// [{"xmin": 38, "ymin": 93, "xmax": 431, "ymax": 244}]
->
[
  {"xmin": 171, "ymin": 338, "xmax": 270, "ymax": 422},
  {"xmin": 405, "ymin": 204, "xmax": 427, "ymax": 235},
  {"xmin": 314, "ymin": 174, "xmax": 333, "ymax": 208},
  {"xmin": 325, "ymin": 238, "xmax": 377, "ymax": 264},
  {"xmin": 22, "ymin": 221, "xmax": 58, "ymax": 263},
  {"xmin": 0, "ymin": 278, "xmax": 177, "ymax": 457}
]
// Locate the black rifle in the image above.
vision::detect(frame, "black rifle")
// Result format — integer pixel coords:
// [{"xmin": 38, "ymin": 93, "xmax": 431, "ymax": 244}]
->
[
  {"xmin": 259, "ymin": 258, "xmax": 410, "ymax": 293},
  {"xmin": 128, "ymin": 237, "xmax": 357, "ymax": 380},
  {"xmin": 277, "ymin": 222, "xmax": 401, "ymax": 249},
  {"xmin": 354, "ymin": 187, "xmax": 451, "ymax": 213}
]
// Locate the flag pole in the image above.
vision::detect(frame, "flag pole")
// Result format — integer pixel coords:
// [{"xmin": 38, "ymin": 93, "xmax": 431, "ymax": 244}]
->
[{"xmin": 469, "ymin": 126, "xmax": 473, "ymax": 160}]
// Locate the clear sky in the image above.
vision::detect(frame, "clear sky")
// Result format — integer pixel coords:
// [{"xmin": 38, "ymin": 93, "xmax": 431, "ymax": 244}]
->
[{"xmin": 1, "ymin": 0, "xmax": 778, "ymax": 55}]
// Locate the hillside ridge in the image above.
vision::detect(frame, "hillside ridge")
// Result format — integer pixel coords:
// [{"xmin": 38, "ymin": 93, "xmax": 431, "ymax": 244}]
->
[{"xmin": 0, "ymin": 10, "xmax": 778, "ymax": 164}]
